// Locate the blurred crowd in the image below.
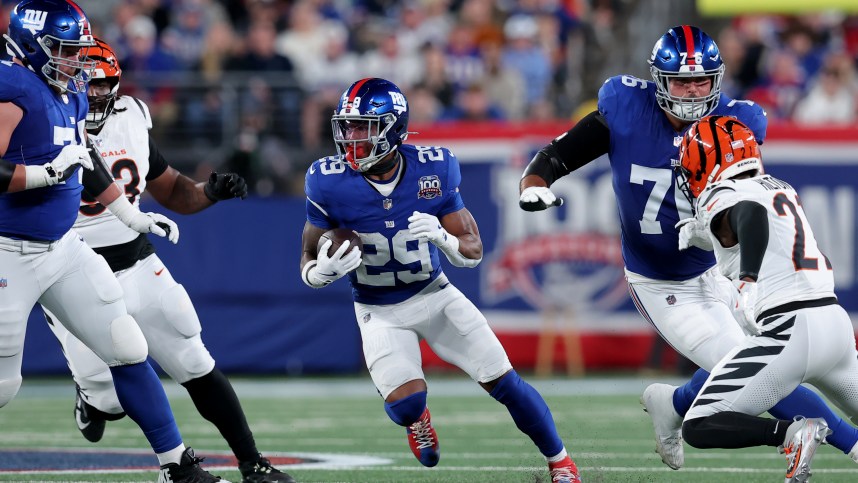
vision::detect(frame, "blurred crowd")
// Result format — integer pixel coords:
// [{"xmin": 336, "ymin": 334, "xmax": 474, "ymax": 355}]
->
[{"xmin": 2, "ymin": 0, "xmax": 857, "ymax": 194}]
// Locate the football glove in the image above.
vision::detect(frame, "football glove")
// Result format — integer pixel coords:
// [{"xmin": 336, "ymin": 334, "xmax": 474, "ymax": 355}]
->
[
  {"xmin": 106, "ymin": 195, "xmax": 180, "ymax": 244},
  {"xmin": 25, "ymin": 144, "xmax": 94, "ymax": 190},
  {"xmin": 305, "ymin": 239, "xmax": 362, "ymax": 287},
  {"xmin": 732, "ymin": 280, "xmax": 760, "ymax": 336},
  {"xmin": 519, "ymin": 186, "xmax": 562, "ymax": 211},
  {"xmin": 676, "ymin": 217, "xmax": 714, "ymax": 251},
  {"xmin": 204, "ymin": 172, "xmax": 248, "ymax": 201},
  {"xmin": 407, "ymin": 211, "xmax": 481, "ymax": 268}
]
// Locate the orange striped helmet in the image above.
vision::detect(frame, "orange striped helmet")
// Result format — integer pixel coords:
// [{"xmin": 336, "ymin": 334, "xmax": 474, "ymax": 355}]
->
[
  {"xmin": 677, "ymin": 115, "xmax": 762, "ymax": 201},
  {"xmin": 82, "ymin": 37, "xmax": 122, "ymax": 130}
]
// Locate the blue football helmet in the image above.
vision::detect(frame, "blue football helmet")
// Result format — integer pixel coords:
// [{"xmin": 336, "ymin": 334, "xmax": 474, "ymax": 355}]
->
[
  {"xmin": 331, "ymin": 78, "xmax": 410, "ymax": 172},
  {"xmin": 649, "ymin": 25, "xmax": 724, "ymax": 122},
  {"xmin": 4, "ymin": 0, "xmax": 96, "ymax": 93}
]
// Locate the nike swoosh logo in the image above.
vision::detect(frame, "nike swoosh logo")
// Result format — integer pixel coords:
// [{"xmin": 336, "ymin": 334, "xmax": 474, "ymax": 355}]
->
[
  {"xmin": 154, "ymin": 268, "xmax": 164, "ymax": 276},
  {"xmin": 318, "ymin": 271, "xmax": 337, "ymax": 277},
  {"xmin": 75, "ymin": 407, "xmax": 90, "ymax": 430},
  {"xmin": 706, "ymin": 198, "xmax": 720, "ymax": 212},
  {"xmin": 440, "ymin": 282, "xmax": 449, "ymax": 289}
]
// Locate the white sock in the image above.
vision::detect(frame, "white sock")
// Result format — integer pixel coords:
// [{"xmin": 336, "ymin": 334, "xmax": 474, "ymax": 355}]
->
[
  {"xmin": 547, "ymin": 447, "xmax": 568, "ymax": 463},
  {"xmin": 849, "ymin": 440, "xmax": 858, "ymax": 463},
  {"xmin": 157, "ymin": 444, "xmax": 186, "ymax": 466}
]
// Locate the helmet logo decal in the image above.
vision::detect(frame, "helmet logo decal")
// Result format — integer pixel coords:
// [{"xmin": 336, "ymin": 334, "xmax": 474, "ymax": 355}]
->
[
  {"xmin": 21, "ymin": 9, "xmax": 47, "ymax": 34},
  {"xmin": 389, "ymin": 91, "xmax": 407, "ymax": 115}
]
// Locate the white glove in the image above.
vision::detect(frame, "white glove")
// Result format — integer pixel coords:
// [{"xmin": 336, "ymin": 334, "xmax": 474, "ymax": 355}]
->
[
  {"xmin": 407, "ymin": 211, "xmax": 448, "ymax": 246},
  {"xmin": 25, "ymin": 144, "xmax": 94, "ymax": 190},
  {"xmin": 106, "ymin": 195, "xmax": 180, "ymax": 244},
  {"xmin": 732, "ymin": 280, "xmax": 760, "ymax": 336},
  {"xmin": 676, "ymin": 217, "xmax": 713, "ymax": 251},
  {"xmin": 407, "ymin": 211, "xmax": 481, "ymax": 268},
  {"xmin": 519, "ymin": 186, "xmax": 558, "ymax": 212},
  {"xmin": 304, "ymin": 239, "xmax": 362, "ymax": 288}
]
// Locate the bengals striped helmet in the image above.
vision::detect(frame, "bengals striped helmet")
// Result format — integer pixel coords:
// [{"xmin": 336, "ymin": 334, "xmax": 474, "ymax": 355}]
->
[
  {"xmin": 82, "ymin": 37, "xmax": 122, "ymax": 130},
  {"xmin": 677, "ymin": 115, "xmax": 762, "ymax": 201}
]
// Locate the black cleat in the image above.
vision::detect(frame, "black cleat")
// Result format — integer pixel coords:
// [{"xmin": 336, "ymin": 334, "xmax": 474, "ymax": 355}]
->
[
  {"xmin": 239, "ymin": 454, "xmax": 297, "ymax": 483},
  {"xmin": 158, "ymin": 447, "xmax": 228, "ymax": 483},
  {"xmin": 74, "ymin": 385, "xmax": 106, "ymax": 443}
]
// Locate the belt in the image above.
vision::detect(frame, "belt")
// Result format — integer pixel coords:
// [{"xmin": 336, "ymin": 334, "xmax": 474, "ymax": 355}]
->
[{"xmin": 0, "ymin": 235, "xmax": 61, "ymax": 254}]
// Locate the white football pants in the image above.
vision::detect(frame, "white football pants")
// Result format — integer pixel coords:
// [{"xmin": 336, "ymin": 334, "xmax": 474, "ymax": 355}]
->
[
  {"xmin": 46, "ymin": 253, "xmax": 215, "ymax": 414},
  {"xmin": 626, "ymin": 266, "xmax": 746, "ymax": 370},
  {"xmin": 686, "ymin": 303, "xmax": 858, "ymax": 421},
  {"xmin": 355, "ymin": 274, "xmax": 513, "ymax": 399},
  {"xmin": 0, "ymin": 232, "xmax": 146, "ymax": 408}
]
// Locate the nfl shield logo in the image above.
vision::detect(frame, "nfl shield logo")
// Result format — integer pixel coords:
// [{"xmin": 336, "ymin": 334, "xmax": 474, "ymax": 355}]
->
[
  {"xmin": 666, "ymin": 294, "xmax": 676, "ymax": 305},
  {"xmin": 0, "ymin": 278, "xmax": 7, "ymax": 288},
  {"xmin": 383, "ymin": 198, "xmax": 393, "ymax": 210}
]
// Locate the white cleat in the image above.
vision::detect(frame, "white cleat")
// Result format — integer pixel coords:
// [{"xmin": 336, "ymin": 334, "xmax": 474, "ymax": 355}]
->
[
  {"xmin": 640, "ymin": 383, "xmax": 684, "ymax": 470},
  {"xmin": 780, "ymin": 417, "xmax": 831, "ymax": 483}
]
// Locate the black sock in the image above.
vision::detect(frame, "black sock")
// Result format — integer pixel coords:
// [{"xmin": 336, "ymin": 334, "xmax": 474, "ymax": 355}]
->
[
  {"xmin": 182, "ymin": 367, "xmax": 259, "ymax": 462},
  {"xmin": 684, "ymin": 412, "xmax": 791, "ymax": 449}
]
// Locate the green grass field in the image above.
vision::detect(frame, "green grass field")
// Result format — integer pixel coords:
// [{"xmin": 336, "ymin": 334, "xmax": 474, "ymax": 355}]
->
[{"xmin": 1, "ymin": 375, "xmax": 856, "ymax": 482}]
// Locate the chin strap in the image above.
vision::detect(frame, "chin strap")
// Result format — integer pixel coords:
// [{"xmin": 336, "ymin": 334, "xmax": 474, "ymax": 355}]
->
[{"xmin": 364, "ymin": 150, "xmax": 401, "ymax": 176}]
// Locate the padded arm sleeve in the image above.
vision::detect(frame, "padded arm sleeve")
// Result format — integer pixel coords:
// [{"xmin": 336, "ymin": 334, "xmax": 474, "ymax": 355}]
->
[
  {"xmin": 0, "ymin": 158, "xmax": 14, "ymax": 193},
  {"xmin": 81, "ymin": 143, "xmax": 116, "ymax": 197},
  {"xmin": 522, "ymin": 110, "xmax": 610, "ymax": 185},
  {"xmin": 728, "ymin": 200, "xmax": 769, "ymax": 281}
]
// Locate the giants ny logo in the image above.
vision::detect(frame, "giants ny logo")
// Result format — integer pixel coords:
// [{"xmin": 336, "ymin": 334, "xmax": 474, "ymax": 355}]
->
[
  {"xmin": 21, "ymin": 9, "xmax": 47, "ymax": 34},
  {"xmin": 389, "ymin": 91, "xmax": 407, "ymax": 115}
]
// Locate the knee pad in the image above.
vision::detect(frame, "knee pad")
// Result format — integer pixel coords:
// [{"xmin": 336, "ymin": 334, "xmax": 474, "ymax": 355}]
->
[
  {"xmin": 167, "ymin": 337, "xmax": 215, "ymax": 383},
  {"xmin": 160, "ymin": 284, "xmax": 201, "ymax": 338},
  {"xmin": 384, "ymin": 390, "xmax": 427, "ymax": 426},
  {"xmin": 0, "ymin": 376, "xmax": 22, "ymax": 408},
  {"xmin": 109, "ymin": 314, "xmax": 148, "ymax": 364},
  {"xmin": 0, "ymin": 308, "xmax": 24, "ymax": 358}
]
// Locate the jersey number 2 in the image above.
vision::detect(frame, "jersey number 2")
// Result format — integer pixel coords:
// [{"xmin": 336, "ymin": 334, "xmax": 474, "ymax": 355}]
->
[{"xmin": 772, "ymin": 192, "xmax": 832, "ymax": 271}]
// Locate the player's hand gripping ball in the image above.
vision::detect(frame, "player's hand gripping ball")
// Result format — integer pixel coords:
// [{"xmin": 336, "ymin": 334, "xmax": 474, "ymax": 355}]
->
[{"xmin": 317, "ymin": 228, "xmax": 364, "ymax": 257}]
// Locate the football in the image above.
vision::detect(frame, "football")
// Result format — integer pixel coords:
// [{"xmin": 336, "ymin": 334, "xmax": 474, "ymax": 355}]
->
[{"xmin": 318, "ymin": 228, "xmax": 363, "ymax": 257}]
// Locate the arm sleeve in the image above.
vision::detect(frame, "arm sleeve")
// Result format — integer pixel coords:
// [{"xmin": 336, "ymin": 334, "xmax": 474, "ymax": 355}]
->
[
  {"xmin": 521, "ymin": 110, "xmax": 610, "ymax": 185},
  {"xmin": 0, "ymin": 158, "xmax": 14, "ymax": 193},
  {"xmin": 727, "ymin": 200, "xmax": 769, "ymax": 280},
  {"xmin": 146, "ymin": 134, "xmax": 168, "ymax": 180},
  {"xmin": 81, "ymin": 140, "xmax": 116, "ymax": 196}
]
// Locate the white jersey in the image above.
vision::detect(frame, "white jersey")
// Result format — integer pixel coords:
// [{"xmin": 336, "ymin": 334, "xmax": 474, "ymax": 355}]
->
[
  {"xmin": 74, "ymin": 96, "xmax": 156, "ymax": 248},
  {"xmin": 697, "ymin": 175, "xmax": 836, "ymax": 316}
]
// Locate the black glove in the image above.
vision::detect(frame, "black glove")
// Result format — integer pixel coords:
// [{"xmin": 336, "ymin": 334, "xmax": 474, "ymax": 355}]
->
[{"xmin": 204, "ymin": 172, "xmax": 248, "ymax": 202}]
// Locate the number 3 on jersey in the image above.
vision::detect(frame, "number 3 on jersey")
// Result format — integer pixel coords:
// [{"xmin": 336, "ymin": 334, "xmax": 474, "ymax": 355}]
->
[{"xmin": 79, "ymin": 158, "xmax": 141, "ymax": 216}]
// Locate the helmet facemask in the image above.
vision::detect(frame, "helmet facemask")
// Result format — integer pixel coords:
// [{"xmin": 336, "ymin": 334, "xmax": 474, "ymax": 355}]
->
[
  {"xmin": 332, "ymin": 113, "xmax": 399, "ymax": 172},
  {"xmin": 651, "ymin": 64, "xmax": 725, "ymax": 122},
  {"xmin": 86, "ymin": 77, "xmax": 119, "ymax": 130}
]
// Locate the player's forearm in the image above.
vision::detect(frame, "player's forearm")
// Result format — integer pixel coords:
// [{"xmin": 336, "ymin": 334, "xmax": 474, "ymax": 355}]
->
[
  {"xmin": 453, "ymin": 233, "xmax": 482, "ymax": 260},
  {"xmin": 160, "ymin": 175, "xmax": 214, "ymax": 215},
  {"xmin": 520, "ymin": 110, "xmax": 610, "ymax": 190}
]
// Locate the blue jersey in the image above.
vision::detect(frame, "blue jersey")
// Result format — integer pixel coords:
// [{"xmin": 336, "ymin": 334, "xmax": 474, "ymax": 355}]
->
[
  {"xmin": 305, "ymin": 144, "xmax": 466, "ymax": 305},
  {"xmin": 597, "ymin": 75, "xmax": 767, "ymax": 280},
  {"xmin": 0, "ymin": 61, "xmax": 88, "ymax": 241}
]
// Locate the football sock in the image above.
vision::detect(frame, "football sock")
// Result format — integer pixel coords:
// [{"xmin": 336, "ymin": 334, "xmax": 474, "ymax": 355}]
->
[
  {"xmin": 110, "ymin": 362, "xmax": 182, "ymax": 453},
  {"xmin": 683, "ymin": 413, "xmax": 788, "ymax": 448},
  {"xmin": 768, "ymin": 384, "xmax": 858, "ymax": 454},
  {"xmin": 384, "ymin": 391, "xmax": 427, "ymax": 426},
  {"xmin": 489, "ymin": 370, "xmax": 564, "ymax": 458},
  {"xmin": 182, "ymin": 367, "xmax": 258, "ymax": 462},
  {"xmin": 156, "ymin": 444, "xmax": 186, "ymax": 466},
  {"xmin": 672, "ymin": 368, "xmax": 709, "ymax": 416}
]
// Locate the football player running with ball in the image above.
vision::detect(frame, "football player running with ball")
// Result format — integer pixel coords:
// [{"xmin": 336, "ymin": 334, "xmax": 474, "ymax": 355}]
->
[
  {"xmin": 43, "ymin": 38, "xmax": 295, "ymax": 483},
  {"xmin": 0, "ymin": 1, "xmax": 224, "ymax": 481},
  {"xmin": 300, "ymin": 77, "xmax": 582, "ymax": 483},
  {"xmin": 518, "ymin": 25, "xmax": 858, "ymax": 469},
  {"xmin": 676, "ymin": 115, "xmax": 858, "ymax": 482}
]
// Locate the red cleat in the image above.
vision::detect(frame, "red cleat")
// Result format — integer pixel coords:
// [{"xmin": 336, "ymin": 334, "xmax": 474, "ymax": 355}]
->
[
  {"xmin": 549, "ymin": 455, "xmax": 582, "ymax": 483},
  {"xmin": 406, "ymin": 407, "xmax": 440, "ymax": 467}
]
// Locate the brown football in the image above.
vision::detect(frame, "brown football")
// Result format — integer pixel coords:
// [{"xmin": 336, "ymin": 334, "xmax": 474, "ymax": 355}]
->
[{"xmin": 318, "ymin": 228, "xmax": 363, "ymax": 257}]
